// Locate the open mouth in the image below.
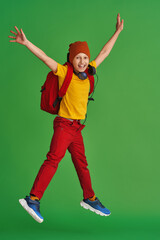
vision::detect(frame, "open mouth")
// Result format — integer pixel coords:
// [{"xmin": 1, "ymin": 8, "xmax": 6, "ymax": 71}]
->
[{"xmin": 78, "ymin": 65, "xmax": 86, "ymax": 69}]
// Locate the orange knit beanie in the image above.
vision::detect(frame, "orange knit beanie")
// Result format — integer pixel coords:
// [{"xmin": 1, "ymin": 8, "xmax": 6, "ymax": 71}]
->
[{"xmin": 68, "ymin": 41, "xmax": 90, "ymax": 64}]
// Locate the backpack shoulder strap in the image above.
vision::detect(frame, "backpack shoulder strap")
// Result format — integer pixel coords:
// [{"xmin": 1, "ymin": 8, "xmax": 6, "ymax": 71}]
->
[{"xmin": 58, "ymin": 62, "xmax": 73, "ymax": 98}]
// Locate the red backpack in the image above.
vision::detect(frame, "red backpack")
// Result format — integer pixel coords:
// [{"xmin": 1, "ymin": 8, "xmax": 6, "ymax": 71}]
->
[{"xmin": 40, "ymin": 62, "xmax": 94, "ymax": 115}]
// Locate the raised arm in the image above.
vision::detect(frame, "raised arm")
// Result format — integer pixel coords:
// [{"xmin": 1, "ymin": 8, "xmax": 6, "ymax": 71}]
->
[
  {"xmin": 8, "ymin": 26, "xmax": 58, "ymax": 72},
  {"xmin": 94, "ymin": 13, "xmax": 124, "ymax": 68}
]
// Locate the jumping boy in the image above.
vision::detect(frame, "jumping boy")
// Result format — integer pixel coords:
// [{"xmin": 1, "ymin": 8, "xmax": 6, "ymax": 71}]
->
[{"xmin": 9, "ymin": 13, "xmax": 124, "ymax": 223}]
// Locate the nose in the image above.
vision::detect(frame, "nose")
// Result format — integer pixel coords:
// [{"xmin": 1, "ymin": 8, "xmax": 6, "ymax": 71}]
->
[{"xmin": 80, "ymin": 58, "xmax": 84, "ymax": 64}]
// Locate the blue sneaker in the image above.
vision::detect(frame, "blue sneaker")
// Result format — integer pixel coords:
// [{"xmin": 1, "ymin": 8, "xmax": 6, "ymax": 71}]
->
[
  {"xmin": 80, "ymin": 197, "xmax": 111, "ymax": 216},
  {"xmin": 19, "ymin": 196, "xmax": 44, "ymax": 223}
]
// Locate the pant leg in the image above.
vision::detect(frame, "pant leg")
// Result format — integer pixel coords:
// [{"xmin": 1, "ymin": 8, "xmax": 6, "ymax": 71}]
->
[
  {"xmin": 30, "ymin": 117, "xmax": 73, "ymax": 200},
  {"xmin": 68, "ymin": 129, "xmax": 95, "ymax": 200}
]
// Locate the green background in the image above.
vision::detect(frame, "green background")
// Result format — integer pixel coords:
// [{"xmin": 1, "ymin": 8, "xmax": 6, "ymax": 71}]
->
[{"xmin": 1, "ymin": 0, "xmax": 160, "ymax": 239}]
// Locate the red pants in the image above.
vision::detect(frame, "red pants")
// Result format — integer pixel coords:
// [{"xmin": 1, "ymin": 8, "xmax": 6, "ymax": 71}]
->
[{"xmin": 30, "ymin": 116, "xmax": 95, "ymax": 200}]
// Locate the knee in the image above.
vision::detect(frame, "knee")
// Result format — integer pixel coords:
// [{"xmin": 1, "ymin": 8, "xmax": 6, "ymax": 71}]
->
[
  {"xmin": 72, "ymin": 154, "xmax": 88, "ymax": 168},
  {"xmin": 43, "ymin": 152, "xmax": 62, "ymax": 168}
]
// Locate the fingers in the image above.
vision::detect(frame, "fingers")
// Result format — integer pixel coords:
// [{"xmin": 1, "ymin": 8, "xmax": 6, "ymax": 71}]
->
[
  {"xmin": 14, "ymin": 26, "xmax": 20, "ymax": 34},
  {"xmin": 20, "ymin": 28, "xmax": 25, "ymax": 36},
  {"xmin": 10, "ymin": 30, "xmax": 17, "ymax": 36},
  {"xmin": 10, "ymin": 26, "xmax": 20, "ymax": 36},
  {"xmin": 9, "ymin": 31, "xmax": 16, "ymax": 42},
  {"xmin": 8, "ymin": 35, "xmax": 16, "ymax": 39},
  {"xmin": 20, "ymin": 28, "xmax": 24, "ymax": 34},
  {"xmin": 120, "ymin": 19, "xmax": 124, "ymax": 26},
  {"xmin": 117, "ymin": 13, "xmax": 120, "ymax": 25}
]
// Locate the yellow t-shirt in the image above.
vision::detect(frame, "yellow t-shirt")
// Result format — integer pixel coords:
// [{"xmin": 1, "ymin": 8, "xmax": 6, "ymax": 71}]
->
[{"xmin": 53, "ymin": 61, "xmax": 96, "ymax": 120}]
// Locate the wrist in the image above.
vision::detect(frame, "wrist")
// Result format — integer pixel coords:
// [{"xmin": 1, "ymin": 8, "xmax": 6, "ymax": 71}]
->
[
  {"xmin": 115, "ymin": 28, "xmax": 121, "ymax": 34},
  {"xmin": 25, "ymin": 39, "xmax": 30, "ymax": 47}
]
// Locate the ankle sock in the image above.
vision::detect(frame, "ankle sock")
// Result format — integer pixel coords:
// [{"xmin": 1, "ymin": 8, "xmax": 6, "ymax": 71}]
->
[
  {"xmin": 89, "ymin": 195, "xmax": 96, "ymax": 201},
  {"xmin": 30, "ymin": 195, "xmax": 40, "ymax": 201}
]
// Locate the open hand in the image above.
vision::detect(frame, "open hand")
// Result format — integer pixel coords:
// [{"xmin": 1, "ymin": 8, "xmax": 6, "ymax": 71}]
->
[
  {"xmin": 8, "ymin": 26, "xmax": 27, "ymax": 45},
  {"xmin": 116, "ymin": 13, "xmax": 124, "ymax": 32}
]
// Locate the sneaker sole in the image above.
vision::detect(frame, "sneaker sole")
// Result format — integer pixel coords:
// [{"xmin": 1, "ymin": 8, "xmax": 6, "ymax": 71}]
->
[
  {"xmin": 19, "ymin": 199, "xmax": 44, "ymax": 223},
  {"xmin": 80, "ymin": 200, "xmax": 111, "ymax": 216}
]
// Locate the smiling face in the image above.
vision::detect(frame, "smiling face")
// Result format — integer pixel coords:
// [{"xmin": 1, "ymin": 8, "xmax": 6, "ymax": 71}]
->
[{"xmin": 72, "ymin": 53, "xmax": 89, "ymax": 73}]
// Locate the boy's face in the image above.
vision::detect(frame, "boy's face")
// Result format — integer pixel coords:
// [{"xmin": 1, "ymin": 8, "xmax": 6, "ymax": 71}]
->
[{"xmin": 72, "ymin": 53, "xmax": 89, "ymax": 73}]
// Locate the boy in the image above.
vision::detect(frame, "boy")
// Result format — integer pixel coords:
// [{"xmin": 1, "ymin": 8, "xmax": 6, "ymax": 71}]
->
[{"xmin": 9, "ymin": 13, "xmax": 124, "ymax": 223}]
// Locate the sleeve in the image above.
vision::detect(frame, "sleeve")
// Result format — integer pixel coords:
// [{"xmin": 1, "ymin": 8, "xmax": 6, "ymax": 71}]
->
[
  {"xmin": 53, "ymin": 63, "xmax": 68, "ymax": 78},
  {"xmin": 89, "ymin": 60, "xmax": 97, "ymax": 69}
]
